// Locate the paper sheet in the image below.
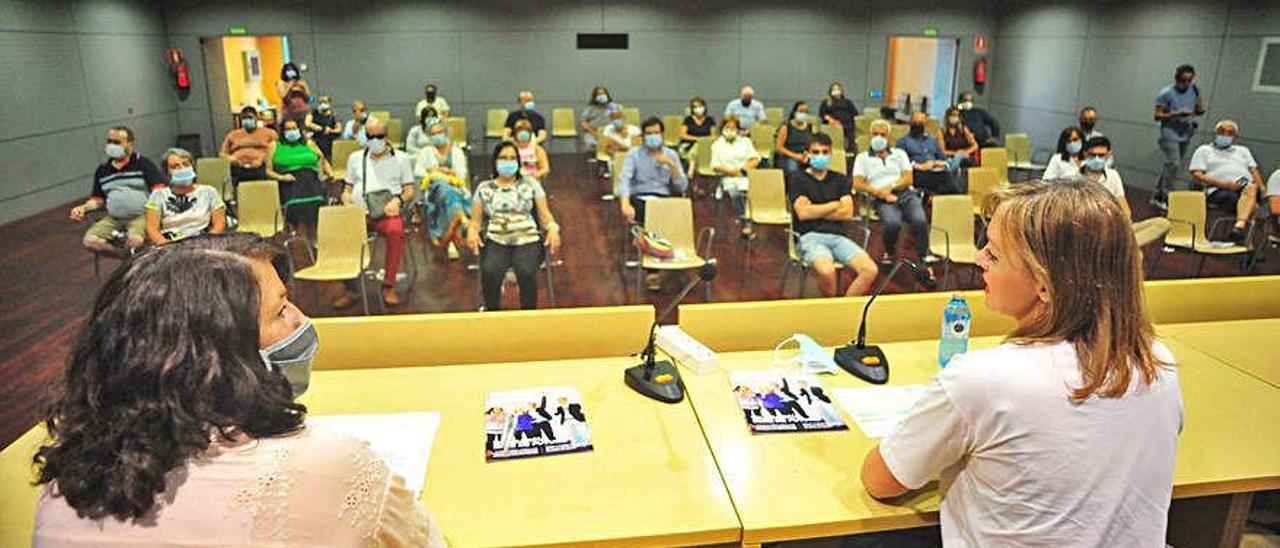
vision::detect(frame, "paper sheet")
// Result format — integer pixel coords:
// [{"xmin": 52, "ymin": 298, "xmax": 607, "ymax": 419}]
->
[
  {"xmin": 308, "ymin": 412, "xmax": 442, "ymax": 494},
  {"xmin": 832, "ymin": 385, "xmax": 927, "ymax": 438}
]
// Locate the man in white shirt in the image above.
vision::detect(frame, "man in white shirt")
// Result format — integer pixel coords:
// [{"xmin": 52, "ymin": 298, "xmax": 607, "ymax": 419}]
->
[
  {"xmin": 598, "ymin": 109, "xmax": 640, "ymax": 178},
  {"xmin": 1079, "ymin": 136, "xmax": 1130, "ymax": 219},
  {"xmin": 853, "ymin": 120, "xmax": 935, "ymax": 284},
  {"xmin": 414, "ymin": 84, "xmax": 451, "ymax": 120},
  {"xmin": 338, "ymin": 117, "xmax": 415, "ymax": 308},
  {"xmin": 1188, "ymin": 119, "xmax": 1265, "ymax": 242},
  {"xmin": 710, "ymin": 116, "xmax": 761, "ymax": 237}
]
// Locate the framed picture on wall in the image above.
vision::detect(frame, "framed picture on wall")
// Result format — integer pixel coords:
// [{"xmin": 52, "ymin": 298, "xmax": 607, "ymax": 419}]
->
[
  {"xmin": 1253, "ymin": 37, "xmax": 1280, "ymax": 93},
  {"xmin": 242, "ymin": 49, "xmax": 262, "ymax": 84}
]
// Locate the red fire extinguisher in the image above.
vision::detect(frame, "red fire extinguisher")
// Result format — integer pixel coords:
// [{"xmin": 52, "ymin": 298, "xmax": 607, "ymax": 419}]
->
[
  {"xmin": 167, "ymin": 49, "xmax": 191, "ymax": 100},
  {"xmin": 973, "ymin": 56, "xmax": 988, "ymax": 94}
]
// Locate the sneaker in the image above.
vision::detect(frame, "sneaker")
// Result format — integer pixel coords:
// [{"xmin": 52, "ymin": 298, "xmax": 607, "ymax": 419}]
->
[
  {"xmin": 923, "ymin": 253, "xmax": 944, "ymax": 264},
  {"xmin": 1149, "ymin": 195, "xmax": 1168, "ymax": 211},
  {"xmin": 447, "ymin": 242, "xmax": 460, "ymax": 260},
  {"xmin": 879, "ymin": 252, "xmax": 895, "ymax": 266},
  {"xmin": 1228, "ymin": 226, "xmax": 1247, "ymax": 243},
  {"xmin": 382, "ymin": 288, "xmax": 401, "ymax": 306},
  {"xmin": 714, "ymin": 186, "xmax": 724, "ymax": 200},
  {"xmin": 331, "ymin": 292, "xmax": 358, "ymax": 309},
  {"xmin": 740, "ymin": 224, "xmax": 754, "ymax": 238}
]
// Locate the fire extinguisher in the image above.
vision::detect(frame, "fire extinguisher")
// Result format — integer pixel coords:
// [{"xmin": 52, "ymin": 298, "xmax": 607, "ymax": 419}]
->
[
  {"xmin": 167, "ymin": 49, "xmax": 191, "ymax": 100},
  {"xmin": 973, "ymin": 56, "xmax": 988, "ymax": 95}
]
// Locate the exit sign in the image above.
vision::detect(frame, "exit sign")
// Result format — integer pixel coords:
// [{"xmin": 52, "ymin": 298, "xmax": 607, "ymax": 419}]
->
[
  {"xmin": 229, "ymin": 26, "xmax": 247, "ymax": 35},
  {"xmin": 923, "ymin": 27, "xmax": 939, "ymax": 37}
]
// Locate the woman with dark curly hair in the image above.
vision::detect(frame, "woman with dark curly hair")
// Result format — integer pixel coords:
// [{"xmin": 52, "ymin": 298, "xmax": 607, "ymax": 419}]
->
[{"xmin": 32, "ymin": 234, "xmax": 444, "ymax": 546}]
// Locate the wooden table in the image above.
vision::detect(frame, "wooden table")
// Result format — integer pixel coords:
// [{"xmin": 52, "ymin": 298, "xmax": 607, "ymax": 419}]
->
[
  {"xmin": 1158, "ymin": 318, "xmax": 1280, "ymax": 389},
  {"xmin": 0, "ymin": 356, "xmax": 741, "ymax": 548},
  {"xmin": 676, "ymin": 335, "xmax": 1280, "ymax": 546}
]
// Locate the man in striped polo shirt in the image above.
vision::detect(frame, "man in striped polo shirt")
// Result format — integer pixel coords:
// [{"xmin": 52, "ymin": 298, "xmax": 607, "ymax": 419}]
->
[{"xmin": 69, "ymin": 126, "xmax": 167, "ymax": 257}]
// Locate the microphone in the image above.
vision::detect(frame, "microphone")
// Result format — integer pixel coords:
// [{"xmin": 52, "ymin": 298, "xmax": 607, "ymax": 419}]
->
[
  {"xmin": 625, "ymin": 259, "xmax": 718, "ymax": 403},
  {"xmin": 834, "ymin": 258, "xmax": 927, "ymax": 384}
]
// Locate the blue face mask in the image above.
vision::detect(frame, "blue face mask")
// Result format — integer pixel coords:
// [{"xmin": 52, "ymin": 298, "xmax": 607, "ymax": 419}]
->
[
  {"xmin": 643, "ymin": 133, "xmax": 664, "ymax": 149},
  {"xmin": 808, "ymin": 153, "xmax": 831, "ymax": 170},
  {"xmin": 1214, "ymin": 135, "xmax": 1234, "ymax": 149},
  {"xmin": 1083, "ymin": 156, "xmax": 1107, "ymax": 171},
  {"xmin": 611, "ymin": 119, "xmax": 624, "ymax": 129},
  {"xmin": 870, "ymin": 135, "xmax": 888, "ymax": 152},
  {"xmin": 429, "ymin": 133, "xmax": 449, "ymax": 146},
  {"xmin": 423, "ymin": 116, "xmax": 440, "ymax": 128},
  {"xmin": 596, "ymin": 94, "xmax": 609, "ymax": 104},
  {"xmin": 496, "ymin": 159, "xmax": 520, "ymax": 177},
  {"xmin": 318, "ymin": 102, "xmax": 331, "ymax": 111},
  {"xmin": 284, "ymin": 129, "xmax": 302, "ymax": 142},
  {"xmin": 170, "ymin": 166, "xmax": 196, "ymax": 186},
  {"xmin": 523, "ymin": 101, "xmax": 536, "ymax": 111},
  {"xmin": 773, "ymin": 333, "xmax": 839, "ymax": 374},
  {"xmin": 241, "ymin": 118, "xmax": 257, "ymax": 130},
  {"xmin": 1066, "ymin": 140, "xmax": 1082, "ymax": 155},
  {"xmin": 516, "ymin": 130, "xmax": 532, "ymax": 143},
  {"xmin": 259, "ymin": 319, "xmax": 319, "ymax": 398}
]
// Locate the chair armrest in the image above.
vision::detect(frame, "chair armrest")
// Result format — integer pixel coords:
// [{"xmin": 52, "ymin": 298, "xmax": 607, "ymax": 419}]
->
[
  {"xmin": 1167, "ymin": 218, "xmax": 1197, "ymax": 249},
  {"xmin": 849, "ymin": 223, "xmax": 872, "ymax": 251},
  {"xmin": 929, "ymin": 225, "xmax": 951, "ymax": 259}
]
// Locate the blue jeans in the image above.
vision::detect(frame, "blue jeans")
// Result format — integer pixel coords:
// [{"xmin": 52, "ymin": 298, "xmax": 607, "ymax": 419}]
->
[
  {"xmin": 873, "ymin": 190, "xmax": 929, "ymax": 256},
  {"xmin": 798, "ymin": 231, "xmax": 865, "ymax": 266},
  {"xmin": 779, "ymin": 156, "xmax": 803, "ymax": 177},
  {"xmin": 1156, "ymin": 138, "xmax": 1191, "ymax": 197}
]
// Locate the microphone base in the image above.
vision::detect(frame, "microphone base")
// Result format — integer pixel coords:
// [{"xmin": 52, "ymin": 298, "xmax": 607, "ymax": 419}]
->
[
  {"xmin": 834, "ymin": 344, "xmax": 890, "ymax": 384},
  {"xmin": 624, "ymin": 360, "xmax": 685, "ymax": 403}
]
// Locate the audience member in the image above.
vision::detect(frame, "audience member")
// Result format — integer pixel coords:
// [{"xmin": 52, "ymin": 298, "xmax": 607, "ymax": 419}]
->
[
  {"xmin": 1079, "ymin": 106, "xmax": 1102, "ymax": 140},
  {"xmin": 467, "ymin": 142, "xmax": 562, "ymax": 311},
  {"xmin": 679, "ymin": 96, "xmax": 717, "ymax": 162},
  {"xmin": 276, "ymin": 62, "xmax": 311, "ymax": 126},
  {"xmin": 1042, "ymin": 126, "xmax": 1085, "ymax": 182},
  {"xmin": 710, "ymin": 116, "xmax": 761, "ymax": 237},
  {"xmin": 854, "ymin": 120, "xmax": 935, "ymax": 278},
  {"xmin": 512, "ymin": 119, "xmax": 551, "ymax": 182},
  {"xmin": 266, "ymin": 119, "xmax": 331, "ymax": 234},
  {"xmin": 600, "ymin": 109, "xmax": 641, "ymax": 176},
  {"xmin": 414, "ymin": 83, "xmax": 451, "ymax": 120},
  {"xmin": 70, "ymin": 126, "xmax": 166, "ymax": 256},
  {"xmin": 619, "ymin": 117, "xmax": 689, "ymax": 291},
  {"xmin": 305, "ymin": 94, "xmax": 342, "ymax": 159},
  {"xmin": 786, "ymin": 133, "xmax": 878, "ymax": 297},
  {"xmin": 820, "ymin": 82, "xmax": 859, "ymax": 143},
  {"xmin": 405, "ymin": 106, "xmax": 441, "ymax": 156},
  {"xmin": 1189, "ymin": 119, "xmax": 1265, "ymax": 242},
  {"xmin": 337, "ymin": 117, "xmax": 414, "ymax": 308},
  {"xmin": 220, "ymin": 106, "xmax": 277, "ymax": 184},
  {"xmin": 414, "ymin": 120, "xmax": 471, "ymax": 260},
  {"xmin": 1079, "ymin": 136, "xmax": 1131, "ymax": 219},
  {"xmin": 956, "ymin": 91, "xmax": 1000, "ymax": 148},
  {"xmin": 504, "ymin": 90, "xmax": 548, "ymax": 144},
  {"xmin": 725, "ymin": 86, "xmax": 767, "ymax": 133},
  {"xmin": 1153, "ymin": 63, "xmax": 1206, "ymax": 210},
  {"xmin": 775, "ymin": 101, "xmax": 817, "ymax": 176},
  {"xmin": 33, "ymin": 234, "xmax": 445, "ymax": 546},
  {"xmin": 938, "ymin": 106, "xmax": 978, "ymax": 169},
  {"xmin": 580, "ymin": 85, "xmax": 619, "ymax": 149},
  {"xmin": 144, "ymin": 148, "xmax": 227, "ymax": 246},
  {"xmin": 342, "ymin": 100, "xmax": 369, "ymax": 145},
  {"xmin": 898, "ymin": 111, "xmax": 961, "ymax": 195}
]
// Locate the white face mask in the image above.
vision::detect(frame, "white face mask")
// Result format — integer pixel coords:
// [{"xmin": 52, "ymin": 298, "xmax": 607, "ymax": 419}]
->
[
  {"xmin": 693, "ymin": 106, "xmax": 706, "ymax": 116},
  {"xmin": 366, "ymin": 137, "xmax": 387, "ymax": 154},
  {"xmin": 723, "ymin": 129, "xmax": 739, "ymax": 141}
]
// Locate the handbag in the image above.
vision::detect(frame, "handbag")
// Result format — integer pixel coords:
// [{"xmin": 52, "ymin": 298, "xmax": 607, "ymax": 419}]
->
[{"xmin": 362, "ymin": 149, "xmax": 398, "ymax": 219}]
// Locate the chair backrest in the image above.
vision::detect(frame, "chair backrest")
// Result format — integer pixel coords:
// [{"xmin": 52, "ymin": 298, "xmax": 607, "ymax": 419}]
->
[
  {"xmin": 448, "ymin": 117, "xmax": 468, "ymax": 144},
  {"xmin": 889, "ymin": 124, "xmax": 909, "ymax": 144},
  {"xmin": 486, "ymin": 109, "xmax": 508, "ymax": 137},
  {"xmin": 644, "ymin": 197, "xmax": 696, "ymax": 254},
  {"xmin": 611, "ymin": 151, "xmax": 628, "ymax": 195},
  {"xmin": 236, "ymin": 180, "xmax": 283, "ymax": 237},
  {"xmin": 829, "ymin": 150, "xmax": 848, "ymax": 175},
  {"xmin": 1167, "ymin": 190, "xmax": 1208, "ymax": 241},
  {"xmin": 765, "ymin": 107, "xmax": 784, "ymax": 125},
  {"xmin": 929, "ymin": 194, "xmax": 977, "ymax": 251},
  {"xmin": 981, "ymin": 147, "xmax": 1009, "ymax": 183},
  {"xmin": 855, "ymin": 115, "xmax": 875, "ymax": 135},
  {"xmin": 855, "ymin": 134, "xmax": 869, "ymax": 153},
  {"xmin": 748, "ymin": 169, "xmax": 787, "ymax": 221},
  {"xmin": 924, "ymin": 118, "xmax": 940, "ymax": 136},
  {"xmin": 1005, "ymin": 133, "xmax": 1031, "ymax": 164},
  {"xmin": 386, "ymin": 118, "xmax": 404, "ymax": 145},
  {"xmin": 662, "ymin": 115, "xmax": 683, "ymax": 146},
  {"xmin": 331, "ymin": 139, "xmax": 361, "ymax": 173},
  {"xmin": 552, "ymin": 108, "xmax": 576, "ymax": 136},
  {"xmin": 818, "ymin": 124, "xmax": 845, "ymax": 151},
  {"xmin": 862, "ymin": 106, "xmax": 882, "ymax": 116},
  {"xmin": 694, "ymin": 136, "xmax": 714, "ymax": 172},
  {"xmin": 750, "ymin": 123, "xmax": 775, "ymax": 157},
  {"xmin": 967, "ymin": 166, "xmax": 1000, "ymax": 215},
  {"xmin": 195, "ymin": 157, "xmax": 232, "ymax": 199},
  {"xmin": 369, "ymin": 110, "xmax": 390, "ymax": 123},
  {"xmin": 622, "ymin": 107, "xmax": 641, "ymax": 127},
  {"xmin": 314, "ymin": 205, "xmax": 370, "ymax": 274}
]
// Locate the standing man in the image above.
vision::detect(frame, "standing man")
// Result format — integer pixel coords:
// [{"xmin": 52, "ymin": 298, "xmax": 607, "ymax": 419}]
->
[
  {"xmin": 70, "ymin": 126, "xmax": 167, "ymax": 257},
  {"xmin": 336, "ymin": 117, "xmax": 415, "ymax": 308},
  {"xmin": 724, "ymin": 86, "xmax": 767, "ymax": 134},
  {"xmin": 503, "ymin": 90, "xmax": 548, "ymax": 144},
  {"xmin": 1152, "ymin": 63, "xmax": 1207, "ymax": 210},
  {"xmin": 220, "ymin": 106, "xmax": 277, "ymax": 184}
]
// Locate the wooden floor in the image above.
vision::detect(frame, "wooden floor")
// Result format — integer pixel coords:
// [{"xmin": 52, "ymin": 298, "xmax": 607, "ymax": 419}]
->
[{"xmin": 2, "ymin": 152, "xmax": 1277, "ymax": 449}]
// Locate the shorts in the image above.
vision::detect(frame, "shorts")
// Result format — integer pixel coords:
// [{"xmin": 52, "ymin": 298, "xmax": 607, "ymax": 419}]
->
[
  {"xmin": 86, "ymin": 215, "xmax": 145, "ymax": 241},
  {"xmin": 1206, "ymin": 188, "xmax": 1240, "ymax": 210},
  {"xmin": 798, "ymin": 231, "xmax": 865, "ymax": 267}
]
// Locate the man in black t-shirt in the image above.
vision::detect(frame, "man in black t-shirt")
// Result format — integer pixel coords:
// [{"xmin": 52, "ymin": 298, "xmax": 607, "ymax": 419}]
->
[
  {"xmin": 786, "ymin": 133, "xmax": 879, "ymax": 297},
  {"xmin": 503, "ymin": 90, "xmax": 548, "ymax": 144}
]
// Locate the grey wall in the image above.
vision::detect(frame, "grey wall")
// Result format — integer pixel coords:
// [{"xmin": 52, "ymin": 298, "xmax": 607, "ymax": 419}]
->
[
  {"xmin": 987, "ymin": 0, "xmax": 1280, "ymax": 191},
  {"xmin": 165, "ymin": 0, "xmax": 996, "ymax": 155},
  {"xmin": 0, "ymin": 0, "xmax": 180, "ymax": 224}
]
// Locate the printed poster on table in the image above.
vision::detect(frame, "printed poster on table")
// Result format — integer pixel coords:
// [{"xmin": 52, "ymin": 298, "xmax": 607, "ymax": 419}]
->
[
  {"xmin": 485, "ymin": 386, "xmax": 593, "ymax": 461},
  {"xmin": 730, "ymin": 371, "xmax": 848, "ymax": 434}
]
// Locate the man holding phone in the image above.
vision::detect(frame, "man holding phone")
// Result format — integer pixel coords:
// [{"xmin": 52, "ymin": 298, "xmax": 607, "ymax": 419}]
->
[
  {"xmin": 1189, "ymin": 120, "xmax": 1265, "ymax": 243},
  {"xmin": 1152, "ymin": 63, "xmax": 1206, "ymax": 210}
]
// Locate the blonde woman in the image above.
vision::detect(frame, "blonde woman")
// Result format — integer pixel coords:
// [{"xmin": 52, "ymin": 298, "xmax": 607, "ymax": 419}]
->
[{"xmin": 861, "ymin": 181, "xmax": 1182, "ymax": 547}]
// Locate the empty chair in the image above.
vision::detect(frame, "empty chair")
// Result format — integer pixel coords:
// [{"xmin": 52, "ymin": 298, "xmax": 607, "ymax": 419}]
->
[
  {"xmin": 924, "ymin": 117, "xmax": 940, "ymax": 136},
  {"xmin": 552, "ymin": 108, "xmax": 577, "ymax": 138},
  {"xmin": 292, "ymin": 205, "xmax": 377, "ymax": 315},
  {"xmin": 862, "ymin": 106, "xmax": 881, "ymax": 116},
  {"xmin": 855, "ymin": 115, "xmax": 875, "ymax": 136},
  {"xmin": 929, "ymin": 194, "xmax": 981, "ymax": 288},
  {"xmin": 486, "ymin": 109, "xmax": 508, "ymax": 138},
  {"xmin": 967, "ymin": 166, "xmax": 1002, "ymax": 218},
  {"xmin": 196, "ymin": 157, "xmax": 233, "ymax": 200},
  {"xmin": 386, "ymin": 118, "xmax": 404, "ymax": 148},
  {"xmin": 746, "ymin": 169, "xmax": 790, "ymax": 256},
  {"xmin": 330, "ymin": 139, "xmax": 361, "ymax": 180},
  {"xmin": 662, "ymin": 115, "xmax": 683, "ymax": 147},
  {"xmin": 235, "ymin": 180, "xmax": 284, "ymax": 238},
  {"xmin": 693, "ymin": 136, "xmax": 716, "ymax": 178},
  {"xmin": 448, "ymin": 117, "xmax": 468, "ymax": 146},
  {"xmin": 818, "ymin": 124, "xmax": 845, "ymax": 151},
  {"xmin": 750, "ymin": 123, "xmax": 776, "ymax": 160},
  {"xmin": 765, "ymin": 107, "xmax": 784, "ymax": 125},
  {"xmin": 855, "ymin": 134, "xmax": 870, "ymax": 154},
  {"xmin": 829, "ymin": 150, "xmax": 848, "ymax": 175},
  {"xmin": 1005, "ymin": 133, "xmax": 1031, "ymax": 165},
  {"xmin": 980, "ymin": 147, "xmax": 1009, "ymax": 185},
  {"xmin": 1154, "ymin": 191, "xmax": 1253, "ymax": 277},
  {"xmin": 634, "ymin": 198, "xmax": 716, "ymax": 301},
  {"xmin": 622, "ymin": 107, "xmax": 641, "ymax": 127}
]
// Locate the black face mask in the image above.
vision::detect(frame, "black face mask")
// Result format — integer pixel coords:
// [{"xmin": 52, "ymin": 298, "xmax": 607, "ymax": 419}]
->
[
  {"xmin": 1080, "ymin": 120, "xmax": 1096, "ymax": 131},
  {"xmin": 426, "ymin": 91, "xmax": 437, "ymax": 101},
  {"xmin": 741, "ymin": 97, "xmax": 752, "ymax": 107},
  {"xmin": 909, "ymin": 124, "xmax": 925, "ymax": 136}
]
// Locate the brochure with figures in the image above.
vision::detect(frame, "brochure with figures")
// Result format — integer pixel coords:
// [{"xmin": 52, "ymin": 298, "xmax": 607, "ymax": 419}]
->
[
  {"xmin": 729, "ymin": 371, "xmax": 848, "ymax": 434},
  {"xmin": 485, "ymin": 386, "xmax": 593, "ymax": 461}
]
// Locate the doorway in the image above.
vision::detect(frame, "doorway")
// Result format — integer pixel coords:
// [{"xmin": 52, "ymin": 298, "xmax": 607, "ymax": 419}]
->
[
  {"xmin": 199, "ymin": 35, "xmax": 291, "ymax": 144},
  {"xmin": 885, "ymin": 36, "xmax": 960, "ymax": 120}
]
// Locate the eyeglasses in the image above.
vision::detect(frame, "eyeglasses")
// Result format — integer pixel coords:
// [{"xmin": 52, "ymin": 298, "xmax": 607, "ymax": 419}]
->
[
  {"xmin": 106, "ymin": 138, "xmax": 126, "ymax": 145},
  {"xmin": 366, "ymin": 133, "xmax": 387, "ymax": 139}
]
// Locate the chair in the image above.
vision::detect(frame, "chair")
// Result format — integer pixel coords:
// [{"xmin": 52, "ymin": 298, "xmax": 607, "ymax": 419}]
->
[
  {"xmin": 924, "ymin": 118, "xmax": 940, "ymax": 136},
  {"xmin": 634, "ymin": 198, "xmax": 716, "ymax": 301},
  {"xmin": 855, "ymin": 115, "xmax": 875, "ymax": 136},
  {"xmin": 369, "ymin": 110, "xmax": 390, "ymax": 123},
  {"xmin": 765, "ymin": 107, "xmax": 784, "ymax": 125},
  {"xmin": 746, "ymin": 169, "xmax": 790, "ymax": 256},
  {"xmin": 863, "ymin": 107, "xmax": 882, "ymax": 116},
  {"xmin": 830, "ymin": 149, "xmax": 848, "ymax": 175},
  {"xmin": 889, "ymin": 124, "xmax": 909, "ymax": 145},
  {"xmin": 980, "ymin": 147, "xmax": 1009, "ymax": 185},
  {"xmin": 1153, "ymin": 191, "xmax": 1254, "ymax": 277},
  {"xmin": 387, "ymin": 118, "xmax": 404, "ymax": 148},
  {"xmin": 471, "ymin": 233, "xmax": 559, "ymax": 311},
  {"xmin": 662, "ymin": 115, "xmax": 683, "ymax": 147},
  {"xmin": 780, "ymin": 220, "xmax": 872, "ymax": 298},
  {"xmin": 552, "ymin": 108, "xmax": 577, "ymax": 138},
  {"xmin": 1133, "ymin": 217, "xmax": 1172, "ymax": 276},
  {"xmin": 236, "ymin": 180, "xmax": 285, "ymax": 238},
  {"xmin": 818, "ymin": 124, "xmax": 845, "ymax": 152},
  {"xmin": 929, "ymin": 194, "xmax": 981, "ymax": 289},
  {"xmin": 854, "ymin": 134, "xmax": 869, "ymax": 154},
  {"xmin": 448, "ymin": 117, "xmax": 468, "ymax": 146},
  {"xmin": 292, "ymin": 205, "xmax": 377, "ymax": 315},
  {"xmin": 966, "ymin": 166, "xmax": 1002, "ymax": 218},
  {"xmin": 693, "ymin": 136, "xmax": 717, "ymax": 178},
  {"xmin": 750, "ymin": 123, "xmax": 775, "ymax": 160},
  {"xmin": 1005, "ymin": 133, "xmax": 1031, "ymax": 165},
  {"xmin": 486, "ymin": 109, "xmax": 508, "ymax": 138},
  {"xmin": 196, "ymin": 157, "xmax": 232, "ymax": 201},
  {"xmin": 330, "ymin": 139, "xmax": 361, "ymax": 180},
  {"xmin": 622, "ymin": 107, "xmax": 640, "ymax": 127}
]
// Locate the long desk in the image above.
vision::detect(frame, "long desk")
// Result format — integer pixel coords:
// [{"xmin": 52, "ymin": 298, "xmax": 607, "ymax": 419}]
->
[
  {"xmin": 1158, "ymin": 318, "xmax": 1280, "ymax": 389},
  {"xmin": 673, "ymin": 336, "xmax": 1280, "ymax": 546}
]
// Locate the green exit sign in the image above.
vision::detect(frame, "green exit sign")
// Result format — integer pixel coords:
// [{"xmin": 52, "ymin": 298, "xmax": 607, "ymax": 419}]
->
[
  {"xmin": 923, "ymin": 27, "xmax": 939, "ymax": 37},
  {"xmin": 229, "ymin": 26, "xmax": 247, "ymax": 35}
]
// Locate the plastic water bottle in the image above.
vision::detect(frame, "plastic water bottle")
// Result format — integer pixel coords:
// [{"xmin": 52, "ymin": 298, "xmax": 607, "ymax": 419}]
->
[{"xmin": 939, "ymin": 293, "xmax": 972, "ymax": 367}]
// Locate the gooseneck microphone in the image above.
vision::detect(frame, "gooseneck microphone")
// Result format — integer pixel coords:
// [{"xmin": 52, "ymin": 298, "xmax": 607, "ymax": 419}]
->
[
  {"xmin": 625, "ymin": 260, "xmax": 718, "ymax": 403},
  {"xmin": 834, "ymin": 258, "xmax": 927, "ymax": 384}
]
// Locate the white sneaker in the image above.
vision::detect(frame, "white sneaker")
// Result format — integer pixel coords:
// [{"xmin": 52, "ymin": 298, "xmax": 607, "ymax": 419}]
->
[
  {"xmin": 447, "ymin": 242, "xmax": 460, "ymax": 260},
  {"xmin": 714, "ymin": 186, "xmax": 724, "ymax": 200}
]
